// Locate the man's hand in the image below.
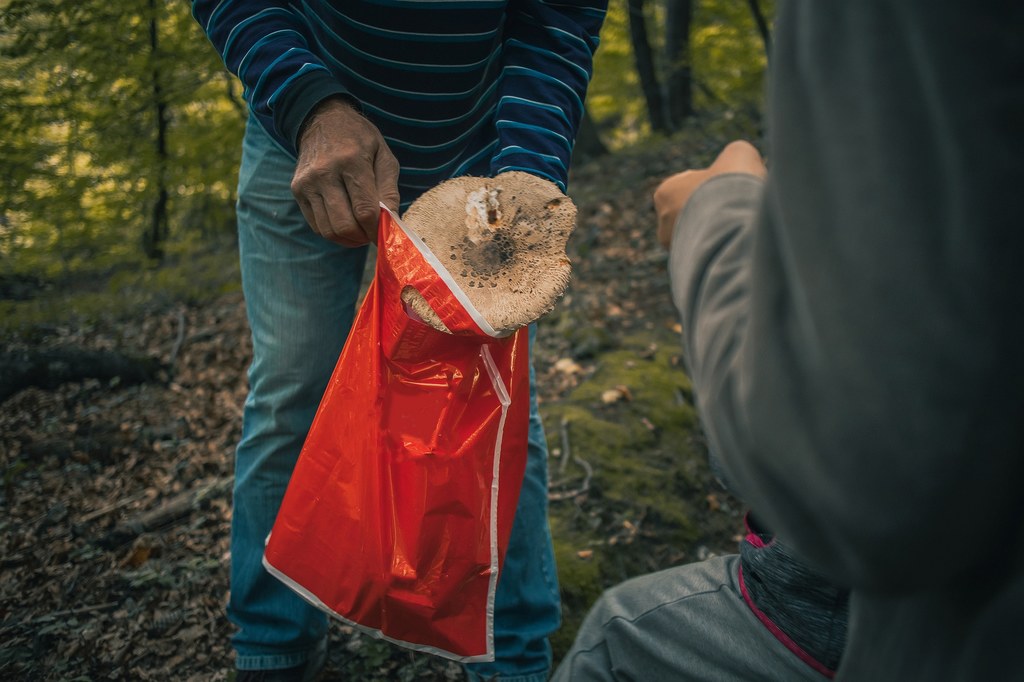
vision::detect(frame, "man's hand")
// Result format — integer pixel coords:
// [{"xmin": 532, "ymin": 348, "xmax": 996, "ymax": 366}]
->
[
  {"xmin": 291, "ymin": 97, "xmax": 401, "ymax": 246},
  {"xmin": 654, "ymin": 140, "xmax": 767, "ymax": 249}
]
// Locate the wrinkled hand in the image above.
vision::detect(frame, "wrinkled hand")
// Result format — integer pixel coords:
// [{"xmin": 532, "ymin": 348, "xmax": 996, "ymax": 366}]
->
[
  {"xmin": 291, "ymin": 97, "xmax": 401, "ymax": 246},
  {"xmin": 653, "ymin": 140, "xmax": 767, "ymax": 249}
]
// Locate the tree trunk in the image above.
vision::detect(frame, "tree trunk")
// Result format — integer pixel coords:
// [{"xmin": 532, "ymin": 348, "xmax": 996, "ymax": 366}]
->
[
  {"xmin": 627, "ymin": 0, "xmax": 670, "ymax": 134},
  {"xmin": 223, "ymin": 71, "xmax": 247, "ymax": 117},
  {"xmin": 746, "ymin": 0, "xmax": 772, "ymax": 59},
  {"xmin": 144, "ymin": 0, "xmax": 169, "ymax": 261},
  {"xmin": 96, "ymin": 477, "xmax": 232, "ymax": 549},
  {"xmin": 664, "ymin": 0, "xmax": 694, "ymax": 125},
  {"xmin": 573, "ymin": 107, "xmax": 609, "ymax": 161}
]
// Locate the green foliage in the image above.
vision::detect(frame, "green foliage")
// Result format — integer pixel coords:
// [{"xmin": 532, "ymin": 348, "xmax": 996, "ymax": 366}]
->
[
  {"xmin": 691, "ymin": 0, "xmax": 773, "ymax": 116},
  {"xmin": 0, "ymin": 235, "xmax": 239, "ymax": 337},
  {"xmin": 587, "ymin": 0, "xmax": 648, "ymax": 147},
  {"xmin": 0, "ymin": 0, "xmax": 773, "ymax": 333},
  {"xmin": 0, "ymin": 0, "xmax": 244, "ymax": 283},
  {"xmin": 588, "ymin": 0, "xmax": 773, "ymax": 146}
]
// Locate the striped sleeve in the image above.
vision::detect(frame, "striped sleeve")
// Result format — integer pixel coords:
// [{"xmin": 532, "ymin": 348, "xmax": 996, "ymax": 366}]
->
[
  {"xmin": 191, "ymin": 1, "xmax": 351, "ymax": 156},
  {"xmin": 491, "ymin": 0, "xmax": 607, "ymax": 190}
]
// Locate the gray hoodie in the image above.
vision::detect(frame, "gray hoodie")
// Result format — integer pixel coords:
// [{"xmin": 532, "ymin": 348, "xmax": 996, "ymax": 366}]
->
[{"xmin": 669, "ymin": 2, "xmax": 1024, "ymax": 679}]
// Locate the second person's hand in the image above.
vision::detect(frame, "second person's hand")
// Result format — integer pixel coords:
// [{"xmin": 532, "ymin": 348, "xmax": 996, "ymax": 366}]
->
[{"xmin": 654, "ymin": 140, "xmax": 767, "ymax": 249}]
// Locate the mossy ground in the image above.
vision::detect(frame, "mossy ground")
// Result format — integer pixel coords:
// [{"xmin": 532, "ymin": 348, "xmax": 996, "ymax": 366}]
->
[
  {"xmin": 0, "ymin": 238, "xmax": 240, "ymax": 340},
  {"xmin": 542, "ymin": 330, "xmax": 742, "ymax": 661}
]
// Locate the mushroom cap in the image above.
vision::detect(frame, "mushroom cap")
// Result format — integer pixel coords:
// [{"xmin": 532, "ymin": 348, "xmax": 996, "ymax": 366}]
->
[{"xmin": 401, "ymin": 171, "xmax": 576, "ymax": 335}]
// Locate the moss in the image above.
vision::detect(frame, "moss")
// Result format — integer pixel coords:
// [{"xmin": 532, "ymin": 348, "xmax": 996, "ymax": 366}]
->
[
  {"xmin": 544, "ymin": 329, "xmax": 715, "ymax": 660},
  {"xmin": 0, "ymin": 247, "xmax": 240, "ymax": 338},
  {"xmin": 550, "ymin": 518, "xmax": 605, "ymax": 658},
  {"xmin": 546, "ymin": 331, "xmax": 702, "ymax": 522}
]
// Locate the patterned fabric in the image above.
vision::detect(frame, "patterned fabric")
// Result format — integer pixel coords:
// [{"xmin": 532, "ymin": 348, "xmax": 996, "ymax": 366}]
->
[
  {"xmin": 191, "ymin": 0, "xmax": 607, "ymax": 200},
  {"xmin": 739, "ymin": 515, "xmax": 849, "ymax": 676}
]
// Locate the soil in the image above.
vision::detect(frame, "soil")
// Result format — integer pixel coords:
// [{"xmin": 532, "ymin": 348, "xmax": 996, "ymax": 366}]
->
[{"xmin": 0, "ymin": 129, "xmax": 752, "ymax": 681}]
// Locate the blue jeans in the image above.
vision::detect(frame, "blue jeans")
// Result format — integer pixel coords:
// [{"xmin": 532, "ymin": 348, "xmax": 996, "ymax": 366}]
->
[{"xmin": 230, "ymin": 117, "xmax": 560, "ymax": 681}]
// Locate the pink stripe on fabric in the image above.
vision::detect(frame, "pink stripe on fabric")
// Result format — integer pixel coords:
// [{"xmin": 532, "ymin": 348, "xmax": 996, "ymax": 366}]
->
[
  {"xmin": 744, "ymin": 531, "xmax": 768, "ymax": 549},
  {"xmin": 737, "ymin": 564, "xmax": 836, "ymax": 679},
  {"xmin": 742, "ymin": 512, "xmax": 777, "ymax": 549}
]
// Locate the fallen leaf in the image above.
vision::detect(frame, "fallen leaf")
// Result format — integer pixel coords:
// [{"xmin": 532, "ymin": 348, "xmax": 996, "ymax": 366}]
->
[
  {"xmin": 553, "ymin": 357, "xmax": 583, "ymax": 375},
  {"xmin": 123, "ymin": 545, "xmax": 153, "ymax": 568},
  {"xmin": 601, "ymin": 384, "xmax": 633, "ymax": 404},
  {"xmin": 601, "ymin": 388, "xmax": 623, "ymax": 404}
]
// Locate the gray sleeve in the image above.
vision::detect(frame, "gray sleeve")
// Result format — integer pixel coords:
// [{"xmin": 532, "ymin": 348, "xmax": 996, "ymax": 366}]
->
[{"xmin": 669, "ymin": 2, "xmax": 1024, "ymax": 592}]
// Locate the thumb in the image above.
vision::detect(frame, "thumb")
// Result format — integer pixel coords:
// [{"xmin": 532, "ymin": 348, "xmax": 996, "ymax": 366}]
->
[{"xmin": 709, "ymin": 140, "xmax": 767, "ymax": 178}]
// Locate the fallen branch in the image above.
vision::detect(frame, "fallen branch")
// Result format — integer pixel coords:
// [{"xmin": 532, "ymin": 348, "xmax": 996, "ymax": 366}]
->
[
  {"xmin": 0, "ymin": 346, "xmax": 165, "ymax": 403},
  {"xmin": 78, "ymin": 491, "xmax": 149, "ymax": 525},
  {"xmin": 29, "ymin": 601, "xmax": 120, "ymax": 624},
  {"xmin": 549, "ymin": 456, "xmax": 593, "ymax": 501},
  {"xmin": 0, "ymin": 601, "xmax": 120, "ymax": 634},
  {"xmin": 95, "ymin": 477, "xmax": 232, "ymax": 549}
]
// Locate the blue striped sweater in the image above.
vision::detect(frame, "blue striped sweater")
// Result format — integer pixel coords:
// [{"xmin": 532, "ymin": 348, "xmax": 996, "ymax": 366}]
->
[{"xmin": 192, "ymin": 0, "xmax": 607, "ymax": 206}]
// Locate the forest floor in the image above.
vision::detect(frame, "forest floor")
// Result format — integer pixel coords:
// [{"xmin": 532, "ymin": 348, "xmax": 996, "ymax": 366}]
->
[{"xmin": 0, "ymin": 119, "xmax": 759, "ymax": 681}]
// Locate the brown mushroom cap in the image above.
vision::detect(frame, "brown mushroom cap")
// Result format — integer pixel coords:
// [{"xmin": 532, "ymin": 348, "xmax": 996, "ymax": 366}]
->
[{"xmin": 400, "ymin": 171, "xmax": 576, "ymax": 335}]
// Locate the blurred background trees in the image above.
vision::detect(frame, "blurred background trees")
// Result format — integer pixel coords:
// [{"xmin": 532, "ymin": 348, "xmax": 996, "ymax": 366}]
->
[{"xmin": 0, "ymin": 0, "xmax": 771, "ymax": 329}]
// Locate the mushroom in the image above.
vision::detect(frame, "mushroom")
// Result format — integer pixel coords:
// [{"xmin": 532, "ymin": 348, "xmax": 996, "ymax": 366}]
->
[{"xmin": 401, "ymin": 171, "xmax": 576, "ymax": 335}]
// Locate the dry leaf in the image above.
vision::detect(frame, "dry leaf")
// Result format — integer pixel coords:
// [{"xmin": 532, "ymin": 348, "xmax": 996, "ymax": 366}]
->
[
  {"xmin": 601, "ymin": 384, "xmax": 633, "ymax": 404},
  {"xmin": 553, "ymin": 357, "xmax": 583, "ymax": 375},
  {"xmin": 123, "ymin": 545, "xmax": 153, "ymax": 568},
  {"xmin": 601, "ymin": 388, "xmax": 623, "ymax": 404}
]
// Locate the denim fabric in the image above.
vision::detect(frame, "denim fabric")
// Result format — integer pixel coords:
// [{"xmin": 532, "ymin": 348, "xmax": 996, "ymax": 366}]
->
[
  {"xmin": 230, "ymin": 117, "xmax": 560, "ymax": 677},
  {"xmin": 463, "ymin": 350, "xmax": 561, "ymax": 682}
]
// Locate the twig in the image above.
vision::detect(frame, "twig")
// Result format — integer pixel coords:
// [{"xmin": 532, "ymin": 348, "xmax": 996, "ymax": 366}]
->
[
  {"xmin": 77, "ymin": 491, "xmax": 147, "ymax": 524},
  {"xmin": 549, "ymin": 455, "xmax": 593, "ymax": 502},
  {"xmin": 558, "ymin": 416, "xmax": 572, "ymax": 475},
  {"xmin": 32, "ymin": 602, "xmax": 119, "ymax": 623},
  {"xmin": 0, "ymin": 601, "xmax": 119, "ymax": 633},
  {"xmin": 95, "ymin": 477, "xmax": 232, "ymax": 549},
  {"xmin": 550, "ymin": 417, "xmax": 594, "ymax": 500}
]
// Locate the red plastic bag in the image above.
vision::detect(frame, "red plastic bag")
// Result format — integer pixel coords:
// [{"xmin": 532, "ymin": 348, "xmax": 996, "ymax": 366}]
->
[{"xmin": 263, "ymin": 206, "xmax": 531, "ymax": 662}]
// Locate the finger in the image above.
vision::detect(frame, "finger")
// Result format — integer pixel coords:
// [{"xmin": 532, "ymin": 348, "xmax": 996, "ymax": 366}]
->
[
  {"xmin": 307, "ymin": 194, "xmax": 337, "ymax": 243},
  {"xmin": 374, "ymin": 145, "xmax": 401, "ymax": 217},
  {"xmin": 338, "ymin": 158, "xmax": 382, "ymax": 242},
  {"xmin": 320, "ymin": 183, "xmax": 370, "ymax": 247},
  {"xmin": 711, "ymin": 140, "xmax": 767, "ymax": 178},
  {"xmin": 657, "ymin": 205, "xmax": 683, "ymax": 249},
  {"xmin": 653, "ymin": 170, "xmax": 707, "ymax": 215},
  {"xmin": 363, "ymin": 144, "xmax": 401, "ymax": 245},
  {"xmin": 294, "ymin": 194, "xmax": 320, "ymax": 237},
  {"xmin": 653, "ymin": 169, "xmax": 710, "ymax": 250}
]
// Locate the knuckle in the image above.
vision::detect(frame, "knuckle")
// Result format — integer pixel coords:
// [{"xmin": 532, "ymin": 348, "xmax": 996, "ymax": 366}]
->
[{"xmin": 352, "ymin": 202, "xmax": 378, "ymax": 223}]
